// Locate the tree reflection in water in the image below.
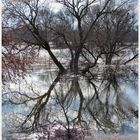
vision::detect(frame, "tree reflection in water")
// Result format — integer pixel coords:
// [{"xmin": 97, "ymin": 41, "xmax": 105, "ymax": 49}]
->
[
  {"xmin": 3, "ymin": 65, "xmax": 136, "ymax": 134},
  {"xmin": 2, "ymin": 0, "xmax": 138, "ymax": 136}
]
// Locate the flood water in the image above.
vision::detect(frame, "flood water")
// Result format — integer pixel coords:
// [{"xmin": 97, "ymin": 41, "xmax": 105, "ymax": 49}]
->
[{"xmin": 2, "ymin": 48, "xmax": 138, "ymax": 138}]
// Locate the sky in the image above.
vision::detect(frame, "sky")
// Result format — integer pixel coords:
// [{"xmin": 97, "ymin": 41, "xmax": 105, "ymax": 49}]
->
[{"xmin": 49, "ymin": 2, "xmax": 63, "ymax": 13}]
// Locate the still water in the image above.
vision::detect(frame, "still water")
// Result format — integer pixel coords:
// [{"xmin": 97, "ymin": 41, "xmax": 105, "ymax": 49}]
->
[
  {"xmin": 2, "ymin": 49, "xmax": 138, "ymax": 137},
  {"xmin": 3, "ymin": 70, "xmax": 138, "ymax": 134}
]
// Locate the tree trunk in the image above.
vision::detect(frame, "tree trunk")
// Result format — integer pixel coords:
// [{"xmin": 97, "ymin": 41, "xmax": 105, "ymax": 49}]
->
[
  {"xmin": 73, "ymin": 53, "xmax": 80, "ymax": 74},
  {"xmin": 47, "ymin": 48, "xmax": 66, "ymax": 72},
  {"xmin": 105, "ymin": 54, "xmax": 113, "ymax": 65},
  {"xmin": 70, "ymin": 51, "xmax": 80, "ymax": 74},
  {"xmin": 30, "ymin": 27, "xmax": 66, "ymax": 73}
]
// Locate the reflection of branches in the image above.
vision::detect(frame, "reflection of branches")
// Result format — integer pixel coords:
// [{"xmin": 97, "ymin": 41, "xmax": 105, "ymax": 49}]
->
[
  {"xmin": 22, "ymin": 73, "xmax": 61, "ymax": 130},
  {"xmin": 3, "ymin": 0, "xmax": 138, "ymax": 134},
  {"xmin": 87, "ymin": 106, "xmax": 106, "ymax": 133},
  {"xmin": 67, "ymin": 79, "xmax": 88, "ymax": 128},
  {"xmin": 76, "ymin": 80, "xmax": 84, "ymax": 123},
  {"xmin": 84, "ymin": 69, "xmax": 136, "ymax": 132},
  {"xmin": 55, "ymin": 90, "xmax": 72, "ymax": 138},
  {"xmin": 84, "ymin": 80, "xmax": 108, "ymax": 131},
  {"xmin": 2, "ymin": 91, "xmax": 39, "ymax": 105}
]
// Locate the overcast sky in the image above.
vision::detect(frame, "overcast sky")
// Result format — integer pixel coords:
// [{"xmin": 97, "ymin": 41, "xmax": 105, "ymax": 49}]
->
[{"xmin": 49, "ymin": 2, "xmax": 63, "ymax": 13}]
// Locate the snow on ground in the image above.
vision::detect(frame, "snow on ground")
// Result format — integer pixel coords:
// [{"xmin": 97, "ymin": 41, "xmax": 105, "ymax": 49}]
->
[{"xmin": 3, "ymin": 132, "xmax": 138, "ymax": 140}]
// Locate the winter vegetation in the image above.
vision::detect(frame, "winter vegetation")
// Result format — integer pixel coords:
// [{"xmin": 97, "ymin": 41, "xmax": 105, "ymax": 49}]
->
[{"xmin": 2, "ymin": 0, "xmax": 138, "ymax": 139}]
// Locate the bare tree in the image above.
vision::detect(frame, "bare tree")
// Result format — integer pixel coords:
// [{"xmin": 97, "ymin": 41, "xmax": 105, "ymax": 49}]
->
[
  {"xmin": 2, "ymin": 0, "xmax": 138, "ymax": 137},
  {"xmin": 3, "ymin": 0, "xmax": 66, "ymax": 73}
]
